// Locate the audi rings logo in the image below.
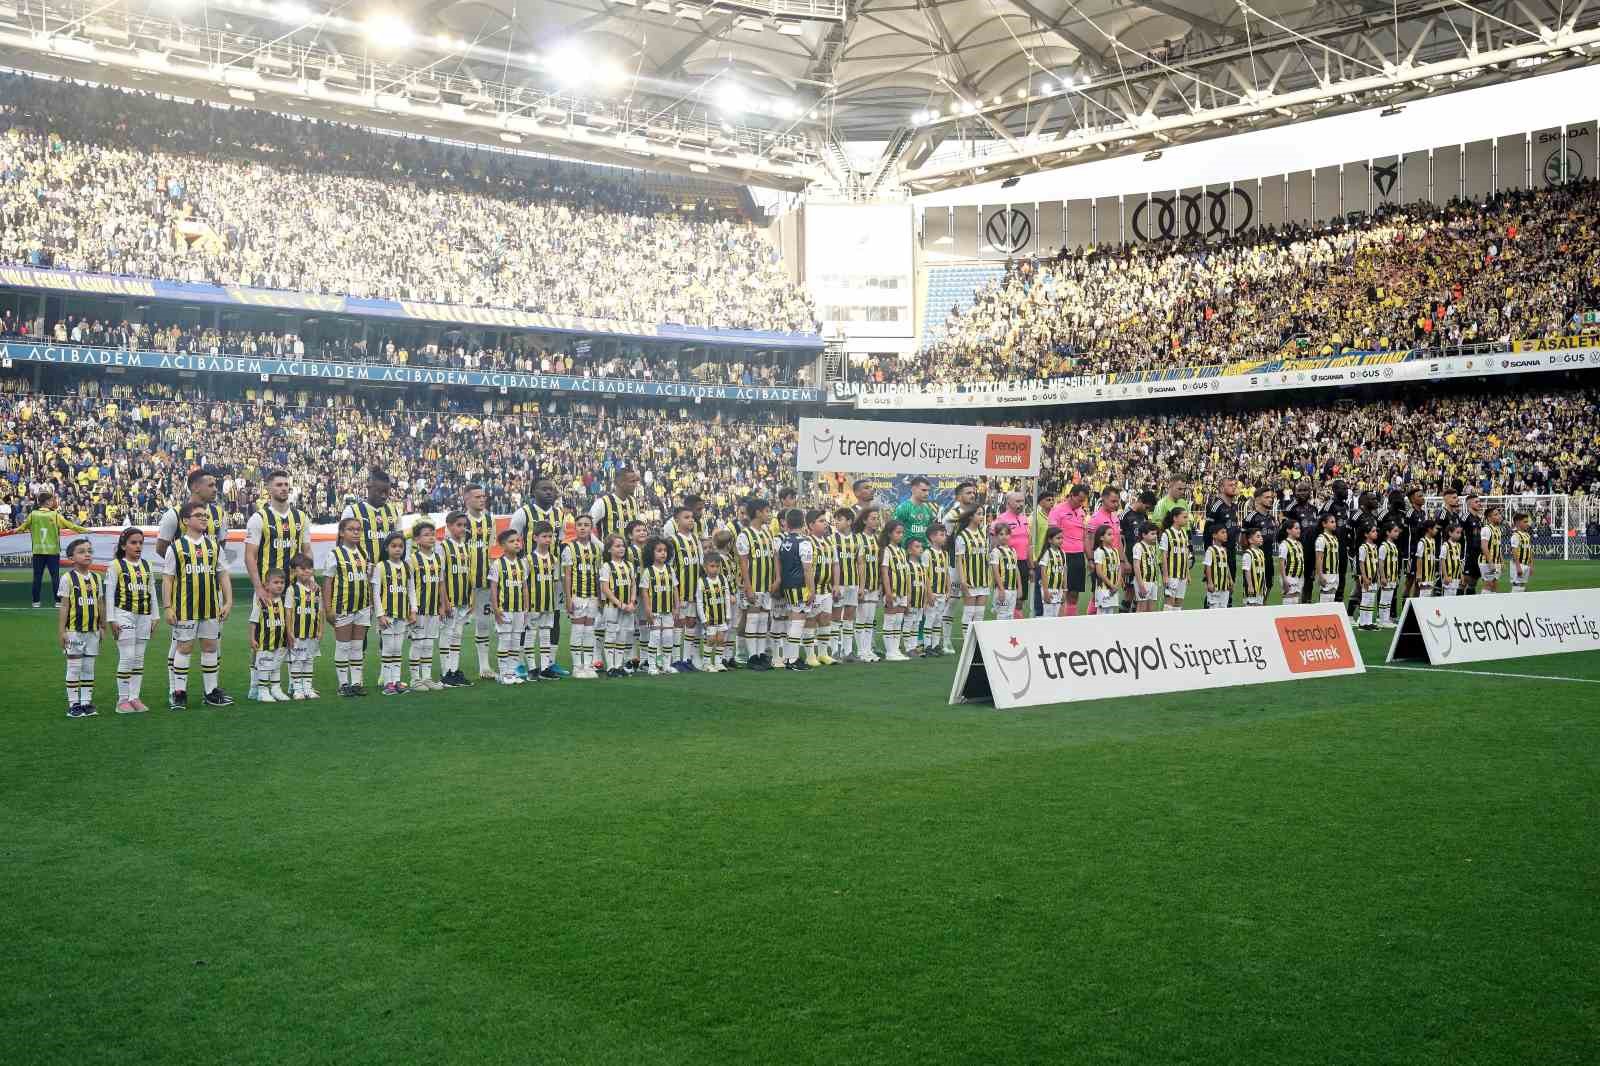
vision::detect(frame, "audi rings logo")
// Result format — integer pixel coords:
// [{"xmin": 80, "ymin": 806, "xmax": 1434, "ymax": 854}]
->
[
  {"xmin": 1132, "ymin": 188, "xmax": 1254, "ymax": 241},
  {"xmin": 985, "ymin": 209, "xmax": 1032, "ymax": 253}
]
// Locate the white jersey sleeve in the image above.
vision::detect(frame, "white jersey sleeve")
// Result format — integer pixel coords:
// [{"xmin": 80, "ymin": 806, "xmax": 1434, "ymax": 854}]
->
[
  {"xmin": 510, "ymin": 508, "xmax": 528, "ymax": 536},
  {"xmin": 798, "ymin": 539, "xmax": 814, "ymax": 565},
  {"xmin": 245, "ymin": 511, "xmax": 266, "ymax": 547},
  {"xmin": 588, "ymin": 498, "xmax": 607, "ymax": 524},
  {"xmin": 157, "ymin": 508, "xmax": 180, "ymax": 545},
  {"xmin": 340, "ymin": 503, "xmax": 356, "ymax": 522},
  {"xmin": 57, "ymin": 573, "xmax": 74, "ymax": 602}
]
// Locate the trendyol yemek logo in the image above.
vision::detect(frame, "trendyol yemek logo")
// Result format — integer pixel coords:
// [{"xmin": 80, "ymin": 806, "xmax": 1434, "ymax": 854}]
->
[{"xmin": 991, "ymin": 635, "xmax": 1034, "ymax": 699}]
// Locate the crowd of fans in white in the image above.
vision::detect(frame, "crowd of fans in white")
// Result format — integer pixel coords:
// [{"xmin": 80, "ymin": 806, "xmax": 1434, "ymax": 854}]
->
[{"xmin": 0, "ymin": 77, "xmax": 818, "ymax": 335}]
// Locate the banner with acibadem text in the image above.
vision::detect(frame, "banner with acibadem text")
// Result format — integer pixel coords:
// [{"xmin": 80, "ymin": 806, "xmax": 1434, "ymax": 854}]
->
[
  {"xmin": 797, "ymin": 417, "xmax": 1041, "ymax": 477},
  {"xmin": 1385, "ymin": 588, "xmax": 1600, "ymax": 666},
  {"xmin": 950, "ymin": 603, "xmax": 1364, "ymax": 709}
]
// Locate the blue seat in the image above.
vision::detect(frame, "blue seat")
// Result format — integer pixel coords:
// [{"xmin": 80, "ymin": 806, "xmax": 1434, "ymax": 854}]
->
[{"xmin": 922, "ymin": 265, "xmax": 1004, "ymax": 340}]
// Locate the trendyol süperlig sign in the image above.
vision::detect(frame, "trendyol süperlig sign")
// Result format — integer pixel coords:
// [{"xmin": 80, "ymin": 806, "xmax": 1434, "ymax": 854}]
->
[{"xmin": 797, "ymin": 417, "xmax": 1041, "ymax": 477}]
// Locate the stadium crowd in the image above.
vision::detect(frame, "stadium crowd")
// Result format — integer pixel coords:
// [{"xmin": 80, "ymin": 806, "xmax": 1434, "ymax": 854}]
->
[
  {"xmin": 0, "ymin": 76, "xmax": 818, "ymax": 334},
  {"xmin": 867, "ymin": 180, "xmax": 1600, "ymax": 386},
  {"xmin": 2, "ymin": 377, "xmax": 1595, "ymax": 535}
]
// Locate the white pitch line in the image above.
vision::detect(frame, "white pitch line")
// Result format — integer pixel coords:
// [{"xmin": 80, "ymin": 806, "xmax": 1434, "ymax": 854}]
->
[{"xmin": 1371, "ymin": 664, "xmax": 1600, "ymax": 685}]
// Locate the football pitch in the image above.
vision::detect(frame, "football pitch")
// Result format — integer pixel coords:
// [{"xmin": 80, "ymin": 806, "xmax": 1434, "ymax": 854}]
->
[{"xmin": 4, "ymin": 564, "xmax": 1598, "ymax": 1065}]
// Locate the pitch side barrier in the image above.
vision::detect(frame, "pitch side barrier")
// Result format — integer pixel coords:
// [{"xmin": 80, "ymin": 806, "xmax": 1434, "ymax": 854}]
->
[
  {"xmin": 951, "ymin": 603, "xmax": 1364, "ymax": 709},
  {"xmin": 1386, "ymin": 589, "xmax": 1600, "ymax": 666}
]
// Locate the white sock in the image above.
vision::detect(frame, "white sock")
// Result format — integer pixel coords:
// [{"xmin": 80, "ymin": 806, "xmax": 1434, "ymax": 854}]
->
[
  {"xmin": 171, "ymin": 649, "xmax": 190, "ymax": 693},
  {"xmin": 201, "ymin": 649, "xmax": 220, "ymax": 694}
]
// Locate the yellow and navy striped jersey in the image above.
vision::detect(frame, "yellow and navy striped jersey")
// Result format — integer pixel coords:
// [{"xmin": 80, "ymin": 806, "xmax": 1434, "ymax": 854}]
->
[
  {"xmin": 1481, "ymin": 523, "xmax": 1504, "ymax": 564},
  {"xmin": 408, "ymin": 546, "xmax": 444, "ymax": 616},
  {"xmin": 528, "ymin": 551, "xmax": 560, "ymax": 613},
  {"xmin": 199, "ymin": 501, "xmax": 226, "ymax": 544},
  {"xmin": 1510, "ymin": 529, "xmax": 1533, "ymax": 566},
  {"xmin": 697, "ymin": 514, "xmax": 717, "ymax": 543},
  {"xmin": 1241, "ymin": 546, "xmax": 1267, "ymax": 597},
  {"xmin": 63, "ymin": 569, "xmax": 103, "ymax": 632},
  {"xmin": 1280, "ymin": 538, "xmax": 1305, "ymax": 580},
  {"xmin": 463, "ymin": 511, "xmax": 495, "ymax": 588},
  {"xmin": 491, "ymin": 555, "xmax": 529, "ymax": 613},
  {"xmin": 1357, "ymin": 542, "xmax": 1381, "ymax": 584},
  {"xmin": 1378, "ymin": 541, "xmax": 1402, "ymax": 586},
  {"xmin": 907, "ymin": 556, "xmax": 928, "ymax": 608},
  {"xmin": 993, "ymin": 544, "xmax": 1022, "ymax": 590},
  {"xmin": 625, "ymin": 542, "xmax": 645, "ymax": 573},
  {"xmin": 1162, "ymin": 529, "xmax": 1192, "ymax": 581},
  {"xmin": 835, "ymin": 531, "xmax": 860, "ymax": 587},
  {"xmin": 740, "ymin": 523, "xmax": 777, "ymax": 591},
  {"xmin": 287, "ymin": 581, "xmax": 321, "ymax": 640},
  {"xmin": 602, "ymin": 560, "xmax": 636, "ymax": 607},
  {"xmin": 326, "ymin": 544, "xmax": 371, "ymax": 615},
  {"xmin": 882, "ymin": 543, "xmax": 911, "ymax": 598},
  {"xmin": 853, "ymin": 532, "xmax": 876, "ymax": 588},
  {"xmin": 254, "ymin": 504, "xmax": 309, "ymax": 578},
  {"xmin": 440, "ymin": 538, "xmax": 473, "ymax": 607},
  {"xmin": 1415, "ymin": 537, "xmax": 1439, "ymax": 583},
  {"xmin": 811, "ymin": 534, "xmax": 836, "ymax": 593},
  {"xmin": 111, "ymin": 558, "xmax": 154, "ymax": 616},
  {"xmin": 564, "ymin": 538, "xmax": 603, "ymax": 599},
  {"xmin": 698, "ymin": 573, "xmax": 730, "ymax": 626},
  {"xmin": 1093, "ymin": 545, "xmax": 1121, "ymax": 586},
  {"xmin": 1134, "ymin": 541, "xmax": 1162, "ymax": 586},
  {"xmin": 642, "ymin": 564, "xmax": 677, "ymax": 614},
  {"xmin": 1316, "ymin": 531, "xmax": 1341, "ymax": 575},
  {"xmin": 373, "ymin": 559, "xmax": 412, "ymax": 619},
  {"xmin": 1204, "ymin": 545, "xmax": 1233, "ymax": 590},
  {"xmin": 1039, "ymin": 546, "xmax": 1068, "ymax": 591},
  {"xmin": 169, "ymin": 535, "xmax": 222, "ymax": 621},
  {"xmin": 518, "ymin": 502, "xmax": 565, "ymax": 542},
  {"xmin": 252, "ymin": 596, "xmax": 288, "ymax": 651},
  {"xmin": 956, "ymin": 527, "xmax": 988, "ymax": 587},
  {"xmin": 595, "ymin": 493, "xmax": 637, "ymax": 540},
  {"xmin": 926, "ymin": 545, "xmax": 951, "ymax": 596},
  {"xmin": 669, "ymin": 529, "xmax": 702, "ymax": 599},
  {"xmin": 347, "ymin": 499, "xmax": 402, "ymax": 569},
  {"xmin": 1441, "ymin": 540, "xmax": 1465, "ymax": 582}
]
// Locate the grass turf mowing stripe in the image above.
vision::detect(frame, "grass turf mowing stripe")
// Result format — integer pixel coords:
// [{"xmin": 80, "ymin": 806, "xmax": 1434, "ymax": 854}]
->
[{"xmin": 1370, "ymin": 663, "xmax": 1600, "ymax": 684}]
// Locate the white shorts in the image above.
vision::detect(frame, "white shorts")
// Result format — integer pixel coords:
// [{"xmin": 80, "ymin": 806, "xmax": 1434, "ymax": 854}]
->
[
  {"xmin": 171, "ymin": 618, "xmax": 222, "ymax": 643},
  {"xmin": 495, "ymin": 611, "xmax": 527, "ymax": 640},
  {"xmin": 445, "ymin": 605, "xmax": 471, "ymax": 627},
  {"xmin": 571, "ymin": 596, "xmax": 600, "ymax": 620},
  {"xmin": 1165, "ymin": 578, "xmax": 1188, "ymax": 600},
  {"xmin": 812, "ymin": 592, "xmax": 834, "ymax": 614},
  {"xmin": 1441, "ymin": 582, "xmax": 1460, "ymax": 596},
  {"xmin": 702, "ymin": 623, "xmax": 729, "ymax": 639},
  {"xmin": 1414, "ymin": 586, "xmax": 1434, "ymax": 598},
  {"xmin": 1478, "ymin": 564, "xmax": 1502, "ymax": 582},
  {"xmin": 64, "ymin": 630, "xmax": 101, "ymax": 657},
  {"xmin": 604, "ymin": 604, "xmax": 638, "ymax": 629},
  {"xmin": 1205, "ymin": 591, "xmax": 1231, "ymax": 609},
  {"xmin": 408, "ymin": 616, "xmax": 441, "ymax": 640},
  {"xmin": 837, "ymin": 586, "xmax": 859, "ymax": 608},
  {"xmin": 1320, "ymin": 574, "xmax": 1340, "ymax": 593},
  {"xmin": 377, "ymin": 617, "xmax": 408, "ymax": 639},
  {"xmin": 930, "ymin": 594, "xmax": 949, "ymax": 617},
  {"xmin": 109, "ymin": 611, "xmax": 153, "ymax": 641},
  {"xmin": 472, "ymin": 588, "xmax": 493, "ymax": 624},
  {"xmin": 744, "ymin": 591, "xmax": 773, "ymax": 612},
  {"xmin": 1243, "ymin": 596, "xmax": 1264, "ymax": 607},
  {"xmin": 964, "ymin": 584, "xmax": 991, "ymax": 599},
  {"xmin": 885, "ymin": 594, "xmax": 908, "ymax": 610},
  {"xmin": 992, "ymin": 589, "xmax": 1017, "ymax": 615},
  {"xmin": 1094, "ymin": 587, "xmax": 1121, "ymax": 612},
  {"xmin": 334, "ymin": 609, "xmax": 371, "ymax": 629},
  {"xmin": 254, "ymin": 648, "xmax": 286, "ymax": 670},
  {"xmin": 1281, "ymin": 588, "xmax": 1302, "ymax": 605},
  {"xmin": 858, "ymin": 588, "xmax": 881, "ymax": 605},
  {"xmin": 1135, "ymin": 584, "xmax": 1158, "ymax": 604},
  {"xmin": 290, "ymin": 640, "xmax": 319, "ymax": 662}
]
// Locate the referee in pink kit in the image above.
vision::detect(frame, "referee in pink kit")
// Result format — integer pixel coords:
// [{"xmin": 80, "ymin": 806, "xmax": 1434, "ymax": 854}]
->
[{"xmin": 1046, "ymin": 483, "xmax": 1089, "ymax": 616}]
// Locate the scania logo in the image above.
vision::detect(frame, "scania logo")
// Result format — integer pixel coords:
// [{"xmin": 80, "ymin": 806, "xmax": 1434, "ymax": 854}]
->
[
  {"xmin": 1131, "ymin": 188, "xmax": 1254, "ymax": 241},
  {"xmin": 991, "ymin": 635, "xmax": 1034, "ymax": 698},
  {"xmin": 985, "ymin": 208, "xmax": 1032, "ymax": 254},
  {"xmin": 810, "ymin": 428, "xmax": 835, "ymax": 465}
]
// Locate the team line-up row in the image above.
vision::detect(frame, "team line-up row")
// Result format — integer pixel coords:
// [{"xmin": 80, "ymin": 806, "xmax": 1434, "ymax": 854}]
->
[{"xmin": 52, "ymin": 482, "xmax": 1539, "ymax": 718}]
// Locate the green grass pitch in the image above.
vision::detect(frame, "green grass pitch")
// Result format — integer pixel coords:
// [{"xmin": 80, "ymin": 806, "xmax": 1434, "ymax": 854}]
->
[{"xmin": 4, "ymin": 564, "xmax": 1599, "ymax": 1065}]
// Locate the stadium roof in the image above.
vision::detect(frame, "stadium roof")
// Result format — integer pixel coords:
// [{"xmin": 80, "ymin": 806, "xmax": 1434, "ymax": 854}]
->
[{"xmin": 1, "ymin": 0, "xmax": 1597, "ymax": 192}]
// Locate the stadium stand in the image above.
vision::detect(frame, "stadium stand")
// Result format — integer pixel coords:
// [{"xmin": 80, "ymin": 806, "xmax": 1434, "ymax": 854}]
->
[
  {"xmin": 869, "ymin": 181, "xmax": 1600, "ymax": 387},
  {"xmin": 0, "ymin": 76, "xmax": 818, "ymax": 335}
]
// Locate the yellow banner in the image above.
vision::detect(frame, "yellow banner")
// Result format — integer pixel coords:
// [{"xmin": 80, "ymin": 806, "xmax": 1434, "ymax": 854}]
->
[{"xmin": 1512, "ymin": 335, "xmax": 1600, "ymax": 352}]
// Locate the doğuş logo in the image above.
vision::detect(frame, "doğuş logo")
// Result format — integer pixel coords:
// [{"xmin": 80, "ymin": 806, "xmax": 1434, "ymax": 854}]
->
[
  {"xmin": 990, "ymin": 635, "xmax": 1033, "ymax": 698},
  {"xmin": 810, "ymin": 428, "xmax": 835, "ymax": 466}
]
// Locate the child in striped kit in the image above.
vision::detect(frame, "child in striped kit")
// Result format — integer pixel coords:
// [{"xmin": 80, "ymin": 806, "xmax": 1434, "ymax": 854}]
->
[
  {"xmin": 372, "ymin": 531, "xmax": 416, "ymax": 695},
  {"xmin": 107, "ymin": 527, "xmax": 157, "ymax": 713},
  {"xmin": 250, "ymin": 569, "xmax": 292, "ymax": 702},
  {"xmin": 490, "ymin": 528, "xmax": 530, "ymax": 685},
  {"xmin": 59, "ymin": 537, "xmax": 105, "ymax": 718},
  {"xmin": 407, "ymin": 520, "xmax": 447, "ymax": 691},
  {"xmin": 599, "ymin": 534, "xmax": 638, "ymax": 677},
  {"xmin": 286, "ymin": 554, "xmax": 323, "ymax": 699}
]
